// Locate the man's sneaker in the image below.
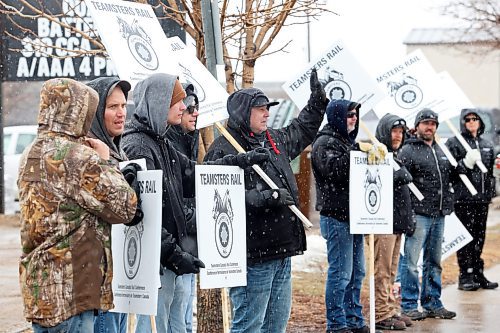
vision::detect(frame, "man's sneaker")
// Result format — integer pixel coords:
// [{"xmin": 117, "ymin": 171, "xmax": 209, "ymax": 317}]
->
[
  {"xmin": 393, "ymin": 313, "xmax": 413, "ymax": 327},
  {"xmin": 327, "ymin": 329, "xmax": 352, "ymax": 333},
  {"xmin": 375, "ymin": 317, "xmax": 406, "ymax": 330},
  {"xmin": 402, "ymin": 310, "xmax": 426, "ymax": 321},
  {"xmin": 350, "ymin": 326, "xmax": 383, "ymax": 333},
  {"xmin": 423, "ymin": 307, "xmax": 456, "ymax": 319},
  {"xmin": 458, "ymin": 274, "xmax": 480, "ymax": 291}
]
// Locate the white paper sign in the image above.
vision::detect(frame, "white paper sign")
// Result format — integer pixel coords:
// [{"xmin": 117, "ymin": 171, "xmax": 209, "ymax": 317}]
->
[
  {"xmin": 282, "ymin": 40, "xmax": 385, "ymax": 118},
  {"xmin": 349, "ymin": 151, "xmax": 393, "ymax": 234},
  {"xmin": 374, "ymin": 49, "xmax": 444, "ymax": 126},
  {"xmin": 195, "ymin": 165, "xmax": 247, "ymax": 289},
  {"xmin": 85, "ymin": 0, "xmax": 178, "ymax": 87},
  {"xmin": 167, "ymin": 37, "xmax": 230, "ymax": 128},
  {"xmin": 433, "ymin": 71, "xmax": 474, "ymax": 121},
  {"xmin": 111, "ymin": 169, "xmax": 162, "ymax": 315}
]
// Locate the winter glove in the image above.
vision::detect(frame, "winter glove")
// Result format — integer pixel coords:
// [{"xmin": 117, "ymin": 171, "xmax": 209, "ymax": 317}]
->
[
  {"xmin": 357, "ymin": 142, "xmax": 373, "ymax": 153},
  {"xmin": 235, "ymin": 147, "xmax": 271, "ymax": 169},
  {"xmin": 120, "ymin": 163, "xmax": 144, "ymax": 226},
  {"xmin": 168, "ymin": 246, "xmax": 205, "ymax": 275},
  {"xmin": 394, "ymin": 165, "xmax": 413, "ymax": 187},
  {"xmin": 246, "ymin": 188, "xmax": 295, "ymax": 208},
  {"xmin": 463, "ymin": 149, "xmax": 481, "ymax": 169},
  {"xmin": 310, "ymin": 68, "xmax": 327, "ymax": 104}
]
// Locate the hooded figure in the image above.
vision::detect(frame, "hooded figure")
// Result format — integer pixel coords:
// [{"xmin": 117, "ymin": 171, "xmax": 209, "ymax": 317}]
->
[
  {"xmin": 18, "ymin": 78, "xmax": 138, "ymax": 328},
  {"xmin": 86, "ymin": 77, "xmax": 131, "ymax": 162},
  {"xmin": 446, "ymin": 109, "xmax": 498, "ymax": 290},
  {"xmin": 372, "ymin": 114, "xmax": 415, "ymax": 330},
  {"xmin": 121, "ymin": 73, "xmax": 269, "ymax": 332},
  {"xmin": 204, "ymin": 69, "xmax": 327, "ymax": 333}
]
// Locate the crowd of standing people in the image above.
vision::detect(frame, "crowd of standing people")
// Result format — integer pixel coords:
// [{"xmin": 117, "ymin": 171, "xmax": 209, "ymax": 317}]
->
[{"xmin": 17, "ymin": 70, "xmax": 497, "ymax": 333}]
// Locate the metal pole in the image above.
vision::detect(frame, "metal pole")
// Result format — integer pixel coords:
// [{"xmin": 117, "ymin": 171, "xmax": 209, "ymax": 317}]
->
[
  {"xmin": 210, "ymin": 0, "xmax": 224, "ymax": 65},
  {"xmin": 200, "ymin": 0, "xmax": 216, "ymax": 76},
  {"xmin": 0, "ymin": 13, "xmax": 5, "ymax": 214}
]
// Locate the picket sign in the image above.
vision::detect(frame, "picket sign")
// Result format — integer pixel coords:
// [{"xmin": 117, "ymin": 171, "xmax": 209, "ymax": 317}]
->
[
  {"xmin": 444, "ymin": 119, "xmax": 488, "ymax": 173},
  {"xmin": 214, "ymin": 122, "xmax": 314, "ymax": 229},
  {"xmin": 434, "ymin": 134, "xmax": 478, "ymax": 196},
  {"xmin": 358, "ymin": 120, "xmax": 424, "ymax": 201}
]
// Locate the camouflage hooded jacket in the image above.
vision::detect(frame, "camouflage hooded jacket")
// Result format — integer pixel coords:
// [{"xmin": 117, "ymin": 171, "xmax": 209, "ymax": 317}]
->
[{"xmin": 17, "ymin": 78, "xmax": 138, "ymax": 327}]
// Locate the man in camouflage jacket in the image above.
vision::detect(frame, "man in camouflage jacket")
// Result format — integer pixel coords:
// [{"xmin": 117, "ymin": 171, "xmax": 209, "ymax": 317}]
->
[{"xmin": 17, "ymin": 78, "xmax": 138, "ymax": 331}]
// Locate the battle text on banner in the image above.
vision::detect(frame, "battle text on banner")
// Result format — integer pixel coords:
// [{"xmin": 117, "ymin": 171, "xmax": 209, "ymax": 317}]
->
[
  {"xmin": 111, "ymin": 169, "xmax": 162, "ymax": 315},
  {"xmin": 195, "ymin": 165, "xmax": 247, "ymax": 289},
  {"xmin": 85, "ymin": 0, "xmax": 177, "ymax": 86},
  {"xmin": 349, "ymin": 151, "xmax": 393, "ymax": 234},
  {"xmin": 167, "ymin": 37, "xmax": 229, "ymax": 129},
  {"xmin": 282, "ymin": 40, "xmax": 385, "ymax": 118}
]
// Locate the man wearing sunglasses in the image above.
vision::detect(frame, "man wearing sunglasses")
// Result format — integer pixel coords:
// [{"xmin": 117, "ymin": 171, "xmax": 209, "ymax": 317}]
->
[
  {"xmin": 446, "ymin": 109, "xmax": 497, "ymax": 291},
  {"xmin": 205, "ymin": 69, "xmax": 328, "ymax": 333},
  {"xmin": 165, "ymin": 83, "xmax": 200, "ymax": 333},
  {"xmin": 311, "ymin": 99, "xmax": 386, "ymax": 333}
]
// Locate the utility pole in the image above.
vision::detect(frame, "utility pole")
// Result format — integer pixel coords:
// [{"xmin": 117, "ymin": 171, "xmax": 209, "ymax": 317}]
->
[
  {"xmin": 200, "ymin": 0, "xmax": 225, "ymax": 82},
  {"xmin": 0, "ymin": 13, "xmax": 5, "ymax": 214}
]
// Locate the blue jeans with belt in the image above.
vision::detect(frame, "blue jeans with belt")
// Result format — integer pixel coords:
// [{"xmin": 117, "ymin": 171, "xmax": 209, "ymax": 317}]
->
[
  {"xmin": 400, "ymin": 214, "xmax": 445, "ymax": 312},
  {"xmin": 229, "ymin": 257, "xmax": 292, "ymax": 333},
  {"xmin": 320, "ymin": 215, "xmax": 366, "ymax": 332},
  {"xmin": 32, "ymin": 310, "xmax": 94, "ymax": 333}
]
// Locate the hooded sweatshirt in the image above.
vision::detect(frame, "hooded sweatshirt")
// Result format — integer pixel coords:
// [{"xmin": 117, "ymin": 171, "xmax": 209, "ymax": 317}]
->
[
  {"xmin": 18, "ymin": 78, "xmax": 137, "ymax": 327},
  {"xmin": 375, "ymin": 113, "xmax": 415, "ymax": 234},
  {"xmin": 86, "ymin": 77, "xmax": 129, "ymax": 161},
  {"xmin": 311, "ymin": 99, "xmax": 360, "ymax": 222},
  {"xmin": 445, "ymin": 109, "xmax": 496, "ymax": 202},
  {"xmin": 205, "ymin": 87, "xmax": 327, "ymax": 264}
]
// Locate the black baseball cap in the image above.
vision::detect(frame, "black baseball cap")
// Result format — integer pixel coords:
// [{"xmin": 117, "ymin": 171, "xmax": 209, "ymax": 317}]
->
[
  {"xmin": 414, "ymin": 108, "xmax": 439, "ymax": 128},
  {"xmin": 251, "ymin": 93, "xmax": 279, "ymax": 108},
  {"xmin": 108, "ymin": 80, "xmax": 131, "ymax": 97}
]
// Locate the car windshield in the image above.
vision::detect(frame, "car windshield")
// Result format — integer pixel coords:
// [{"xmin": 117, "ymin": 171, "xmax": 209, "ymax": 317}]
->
[
  {"xmin": 3, "ymin": 134, "xmax": 12, "ymax": 153},
  {"xmin": 15, "ymin": 134, "xmax": 36, "ymax": 154}
]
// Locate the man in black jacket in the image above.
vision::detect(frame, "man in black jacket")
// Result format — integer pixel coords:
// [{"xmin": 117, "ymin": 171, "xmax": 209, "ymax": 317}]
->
[
  {"xmin": 373, "ymin": 114, "xmax": 415, "ymax": 331},
  {"xmin": 122, "ymin": 73, "xmax": 269, "ymax": 332},
  {"xmin": 165, "ymin": 83, "xmax": 200, "ymax": 333},
  {"xmin": 204, "ymin": 69, "xmax": 327, "ymax": 333},
  {"xmin": 399, "ymin": 109, "xmax": 457, "ymax": 321},
  {"xmin": 446, "ymin": 109, "xmax": 498, "ymax": 291}
]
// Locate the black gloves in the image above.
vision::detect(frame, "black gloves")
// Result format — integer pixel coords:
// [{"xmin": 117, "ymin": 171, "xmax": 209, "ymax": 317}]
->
[
  {"xmin": 246, "ymin": 188, "xmax": 295, "ymax": 208},
  {"xmin": 310, "ymin": 68, "xmax": 327, "ymax": 104},
  {"xmin": 235, "ymin": 147, "xmax": 271, "ymax": 169},
  {"xmin": 394, "ymin": 164, "xmax": 413, "ymax": 187},
  {"xmin": 160, "ymin": 228, "xmax": 205, "ymax": 275},
  {"xmin": 120, "ymin": 163, "xmax": 144, "ymax": 227}
]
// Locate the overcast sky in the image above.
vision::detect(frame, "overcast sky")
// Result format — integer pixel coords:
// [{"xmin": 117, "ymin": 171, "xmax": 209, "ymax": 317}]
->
[{"xmin": 253, "ymin": 0, "xmax": 459, "ymax": 82}]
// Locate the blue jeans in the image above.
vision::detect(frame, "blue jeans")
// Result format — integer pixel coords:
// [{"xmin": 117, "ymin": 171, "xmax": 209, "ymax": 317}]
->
[
  {"xmin": 135, "ymin": 267, "xmax": 186, "ymax": 333},
  {"xmin": 94, "ymin": 311, "xmax": 127, "ymax": 333},
  {"xmin": 32, "ymin": 310, "xmax": 94, "ymax": 333},
  {"xmin": 400, "ymin": 214, "xmax": 444, "ymax": 312},
  {"xmin": 168, "ymin": 273, "xmax": 195, "ymax": 333},
  {"xmin": 229, "ymin": 257, "xmax": 292, "ymax": 333},
  {"xmin": 320, "ymin": 215, "xmax": 365, "ymax": 331}
]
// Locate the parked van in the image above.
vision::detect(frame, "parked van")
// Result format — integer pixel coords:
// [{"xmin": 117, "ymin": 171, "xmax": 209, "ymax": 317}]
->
[{"xmin": 3, "ymin": 125, "xmax": 37, "ymax": 214}]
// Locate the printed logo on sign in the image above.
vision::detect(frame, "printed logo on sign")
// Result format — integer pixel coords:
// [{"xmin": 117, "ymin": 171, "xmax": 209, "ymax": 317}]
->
[
  {"xmin": 123, "ymin": 224, "xmax": 143, "ymax": 279},
  {"xmin": 118, "ymin": 17, "xmax": 158, "ymax": 70},
  {"xmin": 386, "ymin": 73, "xmax": 423, "ymax": 109},
  {"xmin": 212, "ymin": 189, "xmax": 234, "ymax": 258},
  {"xmin": 364, "ymin": 168, "xmax": 382, "ymax": 214},
  {"xmin": 320, "ymin": 67, "xmax": 352, "ymax": 100},
  {"xmin": 180, "ymin": 63, "xmax": 206, "ymax": 102}
]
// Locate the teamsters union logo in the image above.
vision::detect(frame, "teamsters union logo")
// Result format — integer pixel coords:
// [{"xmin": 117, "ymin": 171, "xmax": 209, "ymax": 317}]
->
[
  {"xmin": 117, "ymin": 17, "xmax": 159, "ymax": 71},
  {"xmin": 364, "ymin": 168, "xmax": 382, "ymax": 214},
  {"xmin": 320, "ymin": 66, "xmax": 352, "ymax": 100},
  {"xmin": 212, "ymin": 189, "xmax": 234, "ymax": 258},
  {"xmin": 123, "ymin": 223, "xmax": 144, "ymax": 279},
  {"xmin": 386, "ymin": 73, "xmax": 423, "ymax": 109},
  {"xmin": 180, "ymin": 63, "xmax": 206, "ymax": 102}
]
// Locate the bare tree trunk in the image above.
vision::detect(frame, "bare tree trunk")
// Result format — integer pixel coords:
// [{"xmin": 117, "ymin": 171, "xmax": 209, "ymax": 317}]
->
[{"xmin": 197, "ymin": 287, "xmax": 224, "ymax": 333}]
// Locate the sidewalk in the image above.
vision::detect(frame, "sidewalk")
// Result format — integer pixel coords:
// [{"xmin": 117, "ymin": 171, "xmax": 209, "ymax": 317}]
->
[{"xmin": 397, "ymin": 264, "xmax": 500, "ymax": 333}]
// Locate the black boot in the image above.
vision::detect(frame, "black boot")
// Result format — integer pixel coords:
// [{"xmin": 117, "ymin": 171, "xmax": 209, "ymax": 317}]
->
[
  {"xmin": 458, "ymin": 271, "xmax": 480, "ymax": 291},
  {"xmin": 475, "ymin": 272, "xmax": 499, "ymax": 289}
]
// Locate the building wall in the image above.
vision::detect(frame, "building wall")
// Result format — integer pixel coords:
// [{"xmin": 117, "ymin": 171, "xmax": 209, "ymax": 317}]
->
[{"xmin": 406, "ymin": 44, "xmax": 499, "ymax": 108}]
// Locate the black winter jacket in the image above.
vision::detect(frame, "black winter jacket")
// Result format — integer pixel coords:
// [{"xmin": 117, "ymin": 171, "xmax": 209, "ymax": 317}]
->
[
  {"xmin": 204, "ymin": 89, "xmax": 327, "ymax": 264},
  {"xmin": 445, "ymin": 110, "xmax": 495, "ymax": 203},
  {"xmin": 399, "ymin": 136, "xmax": 455, "ymax": 217},
  {"xmin": 375, "ymin": 114, "xmax": 415, "ymax": 235},
  {"xmin": 311, "ymin": 99, "xmax": 360, "ymax": 222}
]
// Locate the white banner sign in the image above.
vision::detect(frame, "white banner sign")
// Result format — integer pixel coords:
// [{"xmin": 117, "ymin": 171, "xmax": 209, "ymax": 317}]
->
[
  {"xmin": 111, "ymin": 169, "xmax": 162, "ymax": 315},
  {"xmin": 433, "ymin": 71, "xmax": 474, "ymax": 122},
  {"xmin": 85, "ymin": 0, "xmax": 178, "ymax": 87},
  {"xmin": 167, "ymin": 37, "xmax": 230, "ymax": 129},
  {"xmin": 374, "ymin": 49, "xmax": 444, "ymax": 126},
  {"xmin": 195, "ymin": 165, "xmax": 247, "ymax": 289},
  {"xmin": 349, "ymin": 151, "xmax": 393, "ymax": 234},
  {"xmin": 282, "ymin": 40, "xmax": 385, "ymax": 118}
]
